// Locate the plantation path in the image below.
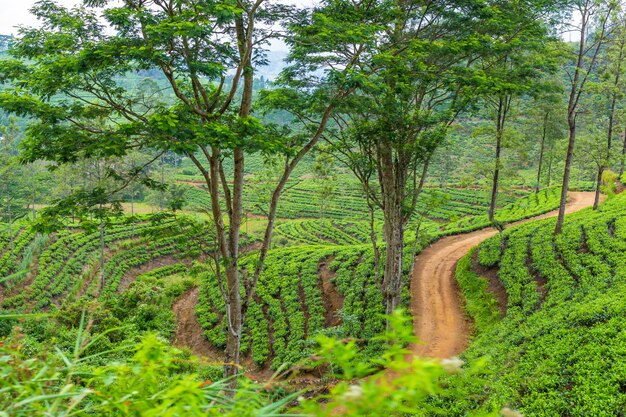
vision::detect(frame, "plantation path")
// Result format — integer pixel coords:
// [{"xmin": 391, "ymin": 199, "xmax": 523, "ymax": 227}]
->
[
  {"xmin": 172, "ymin": 287, "xmax": 223, "ymax": 361},
  {"xmin": 410, "ymin": 191, "xmax": 596, "ymax": 359}
]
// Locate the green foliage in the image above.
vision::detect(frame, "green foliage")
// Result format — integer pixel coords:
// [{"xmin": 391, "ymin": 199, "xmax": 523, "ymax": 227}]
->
[
  {"xmin": 0, "ymin": 325, "xmax": 297, "ymax": 416},
  {"xmin": 455, "ymin": 249, "xmax": 502, "ymax": 334},
  {"xmin": 601, "ymin": 169, "xmax": 619, "ymax": 196},
  {"xmin": 436, "ymin": 193, "xmax": 626, "ymax": 416},
  {"xmin": 196, "ymin": 244, "xmax": 389, "ymax": 369},
  {"xmin": 0, "ymin": 309, "xmax": 498, "ymax": 417}
]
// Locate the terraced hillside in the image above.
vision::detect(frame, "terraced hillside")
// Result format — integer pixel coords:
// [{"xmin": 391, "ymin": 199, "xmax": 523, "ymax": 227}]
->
[
  {"xmin": 180, "ymin": 179, "xmax": 523, "ymax": 221},
  {"xmin": 0, "ymin": 186, "xmax": 564, "ymax": 376},
  {"xmin": 443, "ymin": 192, "xmax": 626, "ymax": 416},
  {"xmin": 194, "ymin": 188, "xmax": 565, "ymax": 370},
  {"xmin": 0, "ymin": 215, "xmax": 223, "ymax": 312}
]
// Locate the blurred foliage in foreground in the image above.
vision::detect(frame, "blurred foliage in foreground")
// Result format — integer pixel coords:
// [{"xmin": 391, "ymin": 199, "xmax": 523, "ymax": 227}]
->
[{"xmin": 0, "ymin": 310, "xmax": 508, "ymax": 416}]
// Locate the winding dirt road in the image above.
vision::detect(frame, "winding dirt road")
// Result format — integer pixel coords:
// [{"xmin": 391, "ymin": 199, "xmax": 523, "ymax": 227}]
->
[{"xmin": 410, "ymin": 191, "xmax": 597, "ymax": 359}]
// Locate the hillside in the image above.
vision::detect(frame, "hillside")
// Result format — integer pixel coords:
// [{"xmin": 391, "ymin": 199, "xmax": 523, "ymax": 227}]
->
[
  {"xmin": 3, "ymin": 0, "xmax": 626, "ymax": 415},
  {"xmin": 440, "ymin": 192, "xmax": 626, "ymax": 416}
]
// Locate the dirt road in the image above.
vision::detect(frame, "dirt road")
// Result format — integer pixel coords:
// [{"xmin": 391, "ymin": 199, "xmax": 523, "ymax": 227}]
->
[{"xmin": 410, "ymin": 191, "xmax": 597, "ymax": 359}]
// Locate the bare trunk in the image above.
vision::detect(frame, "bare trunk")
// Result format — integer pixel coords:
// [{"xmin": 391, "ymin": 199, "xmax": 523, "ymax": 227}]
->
[
  {"xmin": 595, "ymin": 50, "xmax": 621, "ymax": 209},
  {"xmin": 547, "ymin": 141, "xmax": 554, "ymax": 187},
  {"xmin": 408, "ymin": 219, "xmax": 423, "ymax": 277},
  {"xmin": 536, "ymin": 113, "xmax": 548, "ymax": 193},
  {"xmin": 159, "ymin": 156, "xmax": 165, "ymax": 211},
  {"xmin": 489, "ymin": 97, "xmax": 507, "ymax": 222},
  {"xmin": 621, "ymin": 127, "xmax": 626, "ymax": 177},
  {"xmin": 32, "ymin": 179, "xmax": 37, "ymax": 221},
  {"xmin": 7, "ymin": 193, "xmax": 14, "ymax": 267},
  {"xmin": 99, "ymin": 214, "xmax": 105, "ymax": 289},
  {"xmin": 366, "ymin": 196, "xmax": 381, "ymax": 281},
  {"xmin": 555, "ymin": 117, "xmax": 576, "ymax": 234},
  {"xmin": 9, "ymin": 208, "xmax": 14, "ymax": 268},
  {"xmin": 489, "ymin": 131, "xmax": 502, "ymax": 222},
  {"xmin": 223, "ymin": 150, "xmax": 245, "ymax": 380},
  {"xmin": 594, "ymin": 165, "xmax": 604, "ymax": 209},
  {"xmin": 319, "ymin": 204, "xmax": 324, "ymax": 240},
  {"xmin": 131, "ymin": 193, "xmax": 135, "ymax": 240}
]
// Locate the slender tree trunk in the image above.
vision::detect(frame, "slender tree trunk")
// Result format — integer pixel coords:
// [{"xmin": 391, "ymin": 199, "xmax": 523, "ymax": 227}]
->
[
  {"xmin": 159, "ymin": 155, "xmax": 165, "ymax": 211},
  {"xmin": 319, "ymin": 204, "xmax": 324, "ymax": 239},
  {"xmin": 547, "ymin": 141, "xmax": 554, "ymax": 187},
  {"xmin": 489, "ymin": 97, "xmax": 507, "ymax": 222},
  {"xmin": 99, "ymin": 214, "xmax": 105, "ymax": 289},
  {"xmin": 408, "ymin": 219, "xmax": 423, "ymax": 277},
  {"xmin": 536, "ymin": 113, "xmax": 548, "ymax": 194},
  {"xmin": 9, "ymin": 203, "xmax": 14, "ymax": 268},
  {"xmin": 131, "ymin": 193, "xmax": 135, "ymax": 240},
  {"xmin": 366, "ymin": 195, "xmax": 381, "ymax": 281},
  {"xmin": 32, "ymin": 177, "xmax": 37, "ymax": 221},
  {"xmin": 594, "ymin": 164, "xmax": 604, "ymax": 209},
  {"xmin": 595, "ymin": 48, "xmax": 621, "ymax": 209},
  {"xmin": 222, "ymin": 154, "xmax": 246, "ymax": 380},
  {"xmin": 555, "ymin": 114, "xmax": 576, "ymax": 234},
  {"xmin": 620, "ymin": 127, "xmax": 626, "ymax": 177}
]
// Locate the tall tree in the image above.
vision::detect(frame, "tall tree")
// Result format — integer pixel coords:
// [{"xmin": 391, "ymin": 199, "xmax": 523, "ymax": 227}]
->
[
  {"xmin": 525, "ymin": 82, "xmax": 566, "ymax": 193},
  {"xmin": 477, "ymin": 2, "xmax": 558, "ymax": 222},
  {"xmin": 323, "ymin": 0, "xmax": 557, "ymax": 316},
  {"xmin": 591, "ymin": 8, "xmax": 626, "ymax": 208},
  {"xmin": 0, "ymin": 0, "xmax": 372, "ymax": 378},
  {"xmin": 555, "ymin": 0, "xmax": 615, "ymax": 233}
]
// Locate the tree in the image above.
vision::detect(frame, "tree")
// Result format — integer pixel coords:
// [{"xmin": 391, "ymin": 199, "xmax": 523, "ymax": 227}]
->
[
  {"xmin": 555, "ymin": 0, "xmax": 616, "ymax": 234},
  {"xmin": 525, "ymin": 85, "xmax": 566, "ymax": 193},
  {"xmin": 476, "ymin": 2, "xmax": 558, "ymax": 222},
  {"xmin": 0, "ymin": 0, "xmax": 366, "ymax": 379},
  {"xmin": 590, "ymin": 8, "xmax": 626, "ymax": 208},
  {"xmin": 327, "ymin": 0, "xmax": 558, "ymax": 316}
]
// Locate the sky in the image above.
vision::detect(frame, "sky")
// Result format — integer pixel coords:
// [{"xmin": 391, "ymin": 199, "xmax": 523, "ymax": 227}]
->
[
  {"xmin": 0, "ymin": 1, "xmax": 77, "ymax": 35},
  {"xmin": 0, "ymin": 0, "xmax": 314, "ymax": 36}
]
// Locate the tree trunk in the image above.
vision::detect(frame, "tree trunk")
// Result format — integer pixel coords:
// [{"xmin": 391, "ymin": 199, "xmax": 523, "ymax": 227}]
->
[
  {"xmin": 99, "ymin": 214, "xmax": 105, "ymax": 289},
  {"xmin": 9, "ymin": 210, "xmax": 14, "ymax": 268},
  {"xmin": 131, "ymin": 193, "xmax": 135, "ymax": 240},
  {"xmin": 489, "ymin": 97, "xmax": 507, "ymax": 223},
  {"xmin": 8, "ymin": 193, "xmax": 14, "ymax": 267},
  {"xmin": 366, "ymin": 195, "xmax": 381, "ymax": 281},
  {"xmin": 408, "ymin": 219, "xmax": 423, "ymax": 277},
  {"xmin": 489, "ymin": 130, "xmax": 502, "ymax": 222},
  {"xmin": 223, "ymin": 145, "xmax": 245, "ymax": 379},
  {"xmin": 32, "ymin": 178, "xmax": 37, "ymax": 221},
  {"xmin": 535, "ymin": 113, "xmax": 548, "ymax": 193},
  {"xmin": 382, "ymin": 204, "xmax": 404, "ymax": 317},
  {"xmin": 555, "ymin": 115, "xmax": 576, "ymax": 234},
  {"xmin": 379, "ymin": 143, "xmax": 406, "ymax": 318},
  {"xmin": 594, "ymin": 165, "xmax": 604, "ymax": 209},
  {"xmin": 319, "ymin": 204, "xmax": 324, "ymax": 240},
  {"xmin": 619, "ymin": 129, "xmax": 626, "ymax": 177},
  {"xmin": 547, "ymin": 141, "xmax": 554, "ymax": 187},
  {"xmin": 595, "ymin": 49, "xmax": 621, "ymax": 209},
  {"xmin": 224, "ymin": 261, "xmax": 242, "ymax": 379}
]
